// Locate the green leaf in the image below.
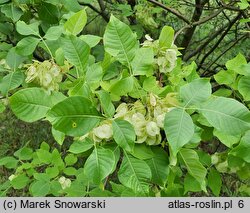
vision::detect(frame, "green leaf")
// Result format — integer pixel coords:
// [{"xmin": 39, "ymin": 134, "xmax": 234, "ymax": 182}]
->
[
  {"xmin": 238, "ymin": 0, "xmax": 249, "ymax": 10},
  {"xmin": 40, "ymin": 141, "xmax": 50, "ymax": 151},
  {"xmin": 213, "ymin": 129, "xmax": 240, "ymax": 148},
  {"xmin": 61, "ymin": 0, "xmax": 81, "ymax": 12},
  {"xmin": 33, "ymin": 173, "xmax": 51, "ymax": 182},
  {"xmin": 55, "ymin": 48, "xmax": 64, "ymax": 65},
  {"xmin": 0, "ymin": 71, "xmax": 24, "ymax": 96},
  {"xmin": 14, "ymin": 147, "xmax": 33, "ymax": 160},
  {"xmin": 110, "ymin": 76, "xmax": 134, "ymax": 97},
  {"xmin": 236, "ymin": 63, "xmax": 250, "ymax": 76},
  {"xmin": 0, "ymin": 181, "xmax": 10, "ymax": 197},
  {"xmin": 37, "ymin": 2, "xmax": 59, "ymax": 24},
  {"xmin": 237, "ymin": 164, "xmax": 250, "ymax": 180},
  {"xmin": 46, "ymin": 167, "xmax": 59, "ymax": 179},
  {"xmin": 36, "ymin": 149, "xmax": 52, "ymax": 164},
  {"xmin": 118, "ymin": 153, "xmax": 152, "ymax": 193},
  {"xmin": 104, "ymin": 144, "xmax": 120, "ymax": 173},
  {"xmin": 111, "ymin": 182, "xmax": 138, "ymax": 196},
  {"xmin": 238, "ymin": 76, "xmax": 250, "ymax": 101},
  {"xmin": 50, "ymin": 181, "xmax": 62, "ymax": 196},
  {"xmin": 16, "ymin": 21, "xmax": 40, "ymax": 36},
  {"xmin": 52, "ymin": 128, "xmax": 65, "ymax": 145},
  {"xmin": 10, "ymin": 88, "xmax": 59, "ymax": 122},
  {"xmin": 179, "ymin": 148, "xmax": 207, "ymax": 191},
  {"xmin": 69, "ymin": 138, "xmax": 94, "ymax": 154},
  {"xmin": 47, "ymin": 96, "xmax": 102, "ymax": 137},
  {"xmin": 239, "ymin": 185, "xmax": 250, "ymax": 196},
  {"xmin": 103, "ymin": 15, "xmax": 138, "ymax": 65},
  {"xmin": 213, "ymin": 88, "xmax": 232, "ymax": 97},
  {"xmin": 180, "ymin": 78, "xmax": 211, "ymax": 106},
  {"xmin": 0, "ymin": 101, "xmax": 5, "ymax": 113},
  {"xmin": 44, "ymin": 26, "xmax": 63, "ymax": 40},
  {"xmin": 200, "ymin": 96, "xmax": 250, "ymax": 135},
  {"xmin": 208, "ymin": 168, "xmax": 221, "ymax": 196},
  {"xmin": 51, "ymin": 149, "xmax": 65, "ymax": 169},
  {"xmin": 64, "ymin": 9, "xmax": 87, "ymax": 35},
  {"xmin": 16, "ymin": 36, "xmax": 40, "ymax": 56},
  {"xmin": 79, "ymin": 34, "xmax": 101, "ymax": 48},
  {"xmin": 131, "ymin": 47, "xmax": 154, "ymax": 76},
  {"xmin": 230, "ymin": 131, "xmax": 250, "ymax": 163},
  {"xmin": 11, "ymin": 174, "xmax": 29, "ymax": 189},
  {"xmin": 30, "ymin": 180, "xmax": 50, "ymax": 196},
  {"xmin": 143, "ymin": 76, "xmax": 165, "ymax": 95},
  {"xmin": 84, "ymin": 147, "xmax": 115, "ymax": 184},
  {"xmin": 0, "ymin": 156, "xmax": 18, "ymax": 169},
  {"xmin": 112, "ymin": 119, "xmax": 135, "ymax": 152},
  {"xmin": 64, "ymin": 167, "xmax": 77, "ymax": 176},
  {"xmin": 196, "ymin": 150, "xmax": 211, "ymax": 167},
  {"xmin": 226, "ymin": 53, "xmax": 247, "ymax": 71},
  {"xmin": 131, "ymin": 144, "xmax": 154, "ymax": 160},
  {"xmin": 86, "ymin": 63, "xmax": 103, "ymax": 90},
  {"xmin": 65, "ymin": 180, "xmax": 86, "ymax": 196},
  {"xmin": 159, "ymin": 26, "xmax": 174, "ymax": 48},
  {"xmin": 1, "ymin": 3, "xmax": 23, "ymax": 22},
  {"xmin": 0, "ymin": 22, "xmax": 12, "ymax": 36},
  {"xmin": 61, "ymin": 35, "xmax": 90, "ymax": 75},
  {"xmin": 88, "ymin": 188, "xmax": 114, "ymax": 197},
  {"xmin": 214, "ymin": 69, "xmax": 236, "ymax": 85},
  {"xmin": 68, "ymin": 78, "xmax": 91, "ymax": 98},
  {"xmin": 0, "ymin": 0, "xmax": 9, "ymax": 4},
  {"xmin": 146, "ymin": 147, "xmax": 169, "ymax": 186},
  {"xmin": 184, "ymin": 173, "xmax": 203, "ymax": 194},
  {"xmin": 96, "ymin": 90, "xmax": 115, "ymax": 118},
  {"xmin": 164, "ymin": 108, "xmax": 194, "ymax": 156},
  {"xmin": 6, "ymin": 47, "xmax": 26, "ymax": 70},
  {"xmin": 65, "ymin": 154, "xmax": 77, "ymax": 166}
]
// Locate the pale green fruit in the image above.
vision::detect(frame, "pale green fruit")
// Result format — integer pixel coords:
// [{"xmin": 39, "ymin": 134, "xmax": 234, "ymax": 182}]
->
[
  {"xmin": 136, "ymin": 135, "xmax": 147, "ymax": 144},
  {"xmin": 114, "ymin": 103, "xmax": 128, "ymax": 118},
  {"xmin": 156, "ymin": 113, "xmax": 165, "ymax": 128},
  {"xmin": 146, "ymin": 121, "xmax": 160, "ymax": 137},
  {"xmin": 59, "ymin": 176, "xmax": 71, "ymax": 190},
  {"xmin": 8, "ymin": 174, "xmax": 16, "ymax": 181},
  {"xmin": 216, "ymin": 161, "xmax": 228, "ymax": 173},
  {"xmin": 131, "ymin": 112, "xmax": 145, "ymax": 127},
  {"xmin": 58, "ymin": 176, "xmax": 66, "ymax": 184},
  {"xmin": 149, "ymin": 93, "xmax": 157, "ymax": 107},
  {"xmin": 93, "ymin": 123, "xmax": 113, "ymax": 140}
]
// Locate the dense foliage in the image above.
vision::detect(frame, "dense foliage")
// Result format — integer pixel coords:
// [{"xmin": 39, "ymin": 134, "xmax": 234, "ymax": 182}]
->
[{"xmin": 0, "ymin": 0, "xmax": 250, "ymax": 197}]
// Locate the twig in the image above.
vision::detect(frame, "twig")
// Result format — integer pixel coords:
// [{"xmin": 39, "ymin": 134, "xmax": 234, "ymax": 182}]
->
[
  {"xmin": 192, "ymin": 8, "xmax": 223, "ymax": 26},
  {"xmin": 198, "ymin": 13, "xmax": 242, "ymax": 71},
  {"xmin": 97, "ymin": 0, "xmax": 110, "ymax": 21},
  {"xmin": 207, "ymin": 34, "xmax": 247, "ymax": 69},
  {"xmin": 183, "ymin": 25, "xmax": 227, "ymax": 61},
  {"xmin": 147, "ymin": 0, "xmax": 191, "ymax": 24},
  {"xmin": 78, "ymin": 1, "xmax": 109, "ymax": 22}
]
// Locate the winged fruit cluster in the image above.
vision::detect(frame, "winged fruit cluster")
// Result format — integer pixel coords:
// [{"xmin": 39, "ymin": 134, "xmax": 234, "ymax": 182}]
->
[
  {"xmin": 25, "ymin": 60, "xmax": 64, "ymax": 92},
  {"xmin": 143, "ymin": 35, "xmax": 179, "ymax": 73},
  {"xmin": 85, "ymin": 93, "xmax": 178, "ymax": 146}
]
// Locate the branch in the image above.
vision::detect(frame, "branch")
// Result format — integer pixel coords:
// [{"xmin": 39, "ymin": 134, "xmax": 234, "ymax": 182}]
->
[
  {"xmin": 180, "ymin": 0, "xmax": 209, "ymax": 55},
  {"xmin": 78, "ymin": 1, "xmax": 109, "ymax": 22},
  {"xmin": 221, "ymin": 2, "xmax": 241, "ymax": 11},
  {"xmin": 175, "ymin": 8, "xmax": 223, "ymax": 43},
  {"xmin": 183, "ymin": 24, "xmax": 227, "ymax": 61},
  {"xmin": 147, "ymin": 0, "xmax": 191, "ymax": 24},
  {"xmin": 206, "ymin": 35, "xmax": 248, "ymax": 70},
  {"xmin": 197, "ymin": 13, "xmax": 242, "ymax": 71},
  {"xmin": 97, "ymin": 0, "xmax": 110, "ymax": 20},
  {"xmin": 192, "ymin": 8, "xmax": 223, "ymax": 26},
  {"xmin": 98, "ymin": 0, "xmax": 106, "ymax": 12}
]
